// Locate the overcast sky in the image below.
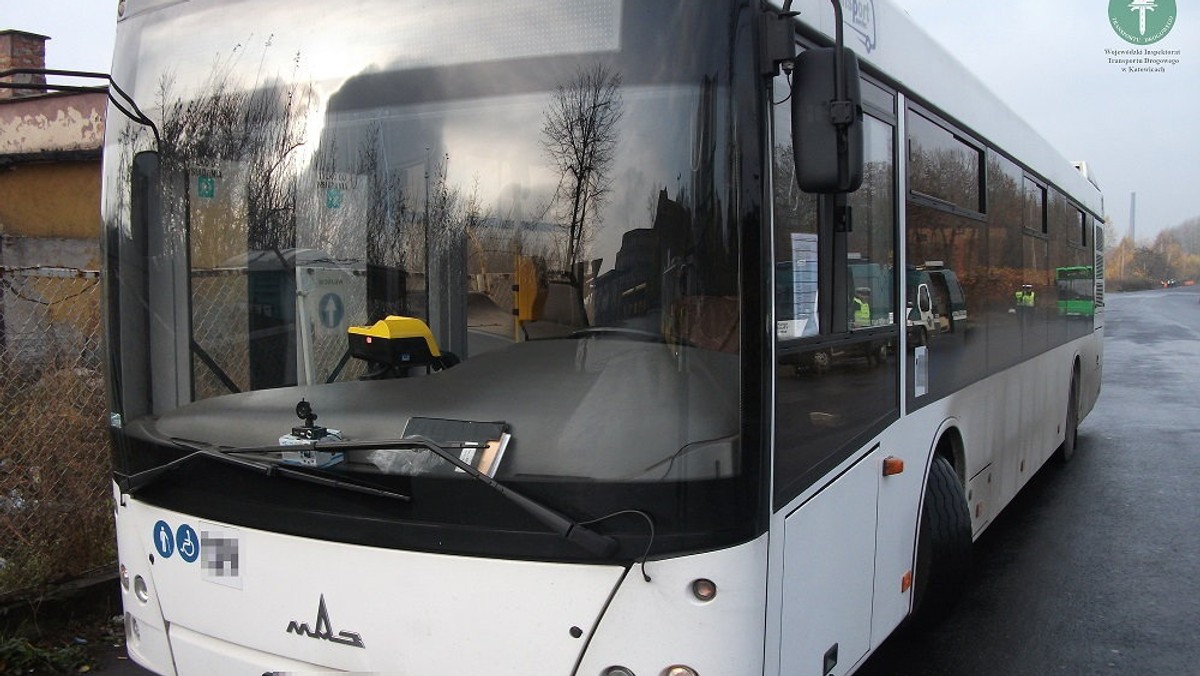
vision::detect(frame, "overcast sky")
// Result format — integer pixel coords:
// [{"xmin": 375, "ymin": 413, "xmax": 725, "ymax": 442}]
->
[
  {"xmin": 3, "ymin": 0, "xmax": 1197, "ymax": 242},
  {"xmin": 898, "ymin": 0, "xmax": 1199, "ymax": 243}
]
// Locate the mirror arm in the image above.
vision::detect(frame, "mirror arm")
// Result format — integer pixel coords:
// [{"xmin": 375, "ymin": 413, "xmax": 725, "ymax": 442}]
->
[
  {"xmin": 825, "ymin": 1, "xmax": 858, "ymax": 139},
  {"xmin": 826, "ymin": 1, "xmax": 859, "ymax": 191},
  {"xmin": 829, "ymin": 1, "xmax": 849, "ymax": 109}
]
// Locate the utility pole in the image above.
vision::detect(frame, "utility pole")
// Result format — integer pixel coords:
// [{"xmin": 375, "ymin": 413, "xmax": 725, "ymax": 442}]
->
[
  {"xmin": 1118, "ymin": 192, "xmax": 1137, "ymax": 279},
  {"xmin": 1128, "ymin": 192, "xmax": 1136, "ymax": 245}
]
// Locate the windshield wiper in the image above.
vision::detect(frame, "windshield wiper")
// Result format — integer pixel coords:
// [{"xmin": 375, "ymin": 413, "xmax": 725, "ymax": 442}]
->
[
  {"xmin": 224, "ymin": 436, "xmax": 618, "ymax": 557},
  {"xmin": 120, "ymin": 437, "xmax": 410, "ymax": 503},
  {"xmin": 122, "ymin": 435, "xmax": 616, "ymax": 557}
]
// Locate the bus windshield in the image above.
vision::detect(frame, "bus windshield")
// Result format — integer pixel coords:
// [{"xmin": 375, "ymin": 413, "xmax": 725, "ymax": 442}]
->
[{"xmin": 104, "ymin": 0, "xmax": 757, "ymax": 559}]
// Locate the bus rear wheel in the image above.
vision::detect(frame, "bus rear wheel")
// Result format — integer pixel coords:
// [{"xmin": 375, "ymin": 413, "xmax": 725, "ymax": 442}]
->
[
  {"xmin": 1054, "ymin": 372, "xmax": 1080, "ymax": 463},
  {"xmin": 908, "ymin": 455, "xmax": 971, "ymax": 627}
]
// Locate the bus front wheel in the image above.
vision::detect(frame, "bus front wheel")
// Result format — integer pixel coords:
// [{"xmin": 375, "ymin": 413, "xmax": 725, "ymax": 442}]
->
[{"xmin": 908, "ymin": 454, "xmax": 971, "ymax": 627}]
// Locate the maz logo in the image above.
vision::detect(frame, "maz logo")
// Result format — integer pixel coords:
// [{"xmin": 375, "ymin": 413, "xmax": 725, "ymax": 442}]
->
[{"xmin": 286, "ymin": 595, "xmax": 365, "ymax": 649}]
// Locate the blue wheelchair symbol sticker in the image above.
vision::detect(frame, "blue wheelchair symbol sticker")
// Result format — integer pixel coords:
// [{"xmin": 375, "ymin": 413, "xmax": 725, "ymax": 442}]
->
[
  {"xmin": 153, "ymin": 520, "xmax": 174, "ymax": 559},
  {"xmin": 176, "ymin": 524, "xmax": 200, "ymax": 563}
]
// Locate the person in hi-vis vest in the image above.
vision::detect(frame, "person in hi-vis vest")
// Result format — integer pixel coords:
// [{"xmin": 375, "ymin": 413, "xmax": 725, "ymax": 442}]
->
[
  {"xmin": 853, "ymin": 287, "xmax": 872, "ymax": 328},
  {"xmin": 1015, "ymin": 284, "xmax": 1035, "ymax": 309}
]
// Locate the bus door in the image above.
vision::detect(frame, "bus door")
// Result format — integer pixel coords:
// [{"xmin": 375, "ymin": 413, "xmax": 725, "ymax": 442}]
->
[{"xmin": 770, "ymin": 63, "xmax": 903, "ymax": 674}]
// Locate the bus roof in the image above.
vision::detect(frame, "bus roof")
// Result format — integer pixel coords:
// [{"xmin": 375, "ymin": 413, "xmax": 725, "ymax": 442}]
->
[{"xmin": 778, "ymin": 0, "xmax": 1103, "ymax": 218}]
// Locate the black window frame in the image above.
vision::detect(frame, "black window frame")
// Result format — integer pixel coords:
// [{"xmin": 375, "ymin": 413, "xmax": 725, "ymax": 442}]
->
[
  {"xmin": 1023, "ymin": 175, "xmax": 1048, "ymax": 236},
  {"xmin": 905, "ymin": 103, "xmax": 987, "ymax": 219}
]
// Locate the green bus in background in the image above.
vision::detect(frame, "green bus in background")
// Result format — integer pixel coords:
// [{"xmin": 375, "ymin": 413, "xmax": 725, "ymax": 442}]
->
[{"xmin": 1056, "ymin": 265, "xmax": 1096, "ymax": 316}]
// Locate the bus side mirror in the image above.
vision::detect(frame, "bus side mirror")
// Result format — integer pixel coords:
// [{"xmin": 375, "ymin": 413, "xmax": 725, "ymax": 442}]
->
[{"xmin": 791, "ymin": 47, "xmax": 864, "ymax": 194}]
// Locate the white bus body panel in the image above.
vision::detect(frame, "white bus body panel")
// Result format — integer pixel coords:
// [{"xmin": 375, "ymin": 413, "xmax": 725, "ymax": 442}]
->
[
  {"xmin": 116, "ymin": 497, "xmax": 626, "ymax": 675},
  {"xmin": 766, "ymin": 442, "xmax": 923, "ymax": 676},
  {"xmin": 575, "ymin": 536, "xmax": 769, "ymax": 676},
  {"xmin": 893, "ymin": 339, "xmax": 1088, "ymax": 541},
  {"xmin": 767, "ymin": 336, "xmax": 1094, "ymax": 675}
]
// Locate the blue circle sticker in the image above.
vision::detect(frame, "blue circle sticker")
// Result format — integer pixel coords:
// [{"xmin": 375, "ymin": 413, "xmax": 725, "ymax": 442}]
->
[
  {"xmin": 152, "ymin": 520, "xmax": 174, "ymax": 559},
  {"xmin": 176, "ymin": 524, "xmax": 200, "ymax": 563},
  {"xmin": 319, "ymin": 293, "xmax": 344, "ymax": 329}
]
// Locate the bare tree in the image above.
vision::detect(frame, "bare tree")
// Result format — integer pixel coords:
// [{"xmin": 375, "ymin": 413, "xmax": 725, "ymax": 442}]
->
[{"xmin": 541, "ymin": 64, "xmax": 623, "ymax": 275}]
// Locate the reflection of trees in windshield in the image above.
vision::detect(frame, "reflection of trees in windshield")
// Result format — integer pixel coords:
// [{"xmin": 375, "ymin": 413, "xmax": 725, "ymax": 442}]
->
[
  {"xmin": 540, "ymin": 64, "xmax": 624, "ymax": 276},
  {"xmin": 151, "ymin": 48, "xmax": 316, "ymax": 257},
  {"xmin": 109, "ymin": 30, "xmax": 748, "ymax": 391},
  {"xmin": 772, "ymin": 143, "xmax": 818, "ymax": 236},
  {"xmin": 307, "ymin": 124, "xmax": 410, "ymax": 270},
  {"xmin": 106, "ymin": 44, "xmax": 330, "ymax": 396}
]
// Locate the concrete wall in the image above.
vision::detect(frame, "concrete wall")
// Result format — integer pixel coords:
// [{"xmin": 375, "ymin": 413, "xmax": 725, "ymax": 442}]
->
[
  {"xmin": 0, "ymin": 90, "xmax": 106, "ymax": 157},
  {"xmin": 1, "ymin": 234, "xmax": 99, "ymax": 270},
  {"xmin": 0, "ymin": 88, "xmax": 106, "ymax": 268}
]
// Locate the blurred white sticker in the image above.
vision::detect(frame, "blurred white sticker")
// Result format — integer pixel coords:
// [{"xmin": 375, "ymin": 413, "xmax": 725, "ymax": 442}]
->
[
  {"xmin": 200, "ymin": 523, "xmax": 242, "ymax": 589},
  {"xmin": 914, "ymin": 345, "xmax": 929, "ymax": 397}
]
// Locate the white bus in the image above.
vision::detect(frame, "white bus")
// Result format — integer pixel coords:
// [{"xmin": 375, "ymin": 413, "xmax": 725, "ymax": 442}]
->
[{"xmin": 103, "ymin": 1, "xmax": 1103, "ymax": 674}]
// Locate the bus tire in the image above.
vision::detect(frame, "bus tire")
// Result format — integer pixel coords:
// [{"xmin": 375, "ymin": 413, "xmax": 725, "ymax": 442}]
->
[
  {"xmin": 908, "ymin": 455, "xmax": 971, "ymax": 627},
  {"xmin": 1054, "ymin": 371, "xmax": 1080, "ymax": 463}
]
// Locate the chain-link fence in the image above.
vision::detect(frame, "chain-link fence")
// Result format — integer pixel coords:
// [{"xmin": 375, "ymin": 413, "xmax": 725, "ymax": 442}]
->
[
  {"xmin": 0, "ymin": 267, "xmax": 112, "ymax": 596},
  {"xmin": 191, "ymin": 267, "xmax": 368, "ymax": 398},
  {"xmin": 191, "ymin": 270, "xmax": 252, "ymax": 398},
  {"xmin": 0, "ymin": 262, "xmax": 382, "ymax": 595}
]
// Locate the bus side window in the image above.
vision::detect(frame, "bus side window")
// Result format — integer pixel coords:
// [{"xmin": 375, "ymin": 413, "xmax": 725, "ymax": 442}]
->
[{"xmin": 772, "ymin": 70, "xmax": 900, "ymax": 507}]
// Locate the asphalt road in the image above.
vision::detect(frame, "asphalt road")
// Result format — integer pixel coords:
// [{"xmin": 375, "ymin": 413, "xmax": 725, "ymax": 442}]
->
[
  {"xmin": 98, "ymin": 289, "xmax": 1200, "ymax": 675},
  {"xmin": 858, "ymin": 287, "xmax": 1200, "ymax": 675}
]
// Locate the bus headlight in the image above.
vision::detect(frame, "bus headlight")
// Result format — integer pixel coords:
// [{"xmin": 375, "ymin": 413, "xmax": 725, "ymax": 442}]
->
[
  {"xmin": 690, "ymin": 578, "xmax": 717, "ymax": 602},
  {"xmin": 602, "ymin": 666, "xmax": 699, "ymax": 676}
]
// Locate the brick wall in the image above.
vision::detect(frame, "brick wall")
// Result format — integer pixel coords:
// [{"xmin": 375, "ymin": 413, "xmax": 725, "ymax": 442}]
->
[{"xmin": 0, "ymin": 30, "xmax": 49, "ymax": 100}]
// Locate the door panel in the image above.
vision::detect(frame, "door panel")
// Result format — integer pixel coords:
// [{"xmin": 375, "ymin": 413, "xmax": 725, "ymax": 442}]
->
[{"xmin": 780, "ymin": 457, "xmax": 879, "ymax": 675}]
